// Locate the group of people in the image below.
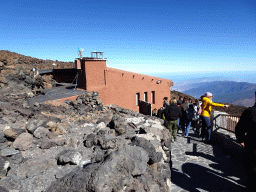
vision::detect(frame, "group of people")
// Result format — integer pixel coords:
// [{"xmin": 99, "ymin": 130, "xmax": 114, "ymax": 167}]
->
[
  {"xmin": 162, "ymin": 92, "xmax": 229, "ymax": 143},
  {"xmin": 161, "ymin": 92, "xmax": 256, "ymax": 191}
]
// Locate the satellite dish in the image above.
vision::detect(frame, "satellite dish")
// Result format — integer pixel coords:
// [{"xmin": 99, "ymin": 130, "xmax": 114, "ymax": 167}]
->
[{"xmin": 78, "ymin": 48, "xmax": 84, "ymax": 58}]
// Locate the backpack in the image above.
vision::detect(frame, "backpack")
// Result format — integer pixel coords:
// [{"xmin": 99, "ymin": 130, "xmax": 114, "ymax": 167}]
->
[
  {"xmin": 185, "ymin": 105, "xmax": 195, "ymax": 120},
  {"xmin": 164, "ymin": 105, "xmax": 179, "ymax": 121}
]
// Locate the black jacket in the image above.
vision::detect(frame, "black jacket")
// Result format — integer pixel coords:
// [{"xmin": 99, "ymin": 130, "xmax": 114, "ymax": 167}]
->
[
  {"xmin": 177, "ymin": 100, "xmax": 183, "ymax": 106},
  {"xmin": 164, "ymin": 103, "xmax": 182, "ymax": 121},
  {"xmin": 235, "ymin": 105, "xmax": 256, "ymax": 147}
]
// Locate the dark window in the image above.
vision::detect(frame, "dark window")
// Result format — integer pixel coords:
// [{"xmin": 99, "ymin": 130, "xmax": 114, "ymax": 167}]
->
[
  {"xmin": 151, "ymin": 91, "xmax": 155, "ymax": 104},
  {"xmin": 144, "ymin": 92, "xmax": 148, "ymax": 102},
  {"xmin": 136, "ymin": 93, "xmax": 140, "ymax": 106}
]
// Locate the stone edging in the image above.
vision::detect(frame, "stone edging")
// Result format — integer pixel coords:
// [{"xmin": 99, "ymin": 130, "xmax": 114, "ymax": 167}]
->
[{"xmin": 211, "ymin": 129, "xmax": 244, "ymax": 161}]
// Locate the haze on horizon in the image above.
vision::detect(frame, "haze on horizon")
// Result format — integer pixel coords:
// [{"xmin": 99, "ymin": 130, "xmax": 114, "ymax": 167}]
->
[{"xmin": 1, "ymin": 0, "xmax": 256, "ymax": 78}]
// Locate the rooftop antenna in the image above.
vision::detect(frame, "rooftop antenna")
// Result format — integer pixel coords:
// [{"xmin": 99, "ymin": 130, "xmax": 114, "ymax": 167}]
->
[{"xmin": 78, "ymin": 47, "xmax": 84, "ymax": 58}]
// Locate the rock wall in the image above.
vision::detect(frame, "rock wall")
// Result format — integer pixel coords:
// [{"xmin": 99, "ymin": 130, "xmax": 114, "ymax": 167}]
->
[{"xmin": 0, "ymin": 91, "xmax": 172, "ymax": 192}]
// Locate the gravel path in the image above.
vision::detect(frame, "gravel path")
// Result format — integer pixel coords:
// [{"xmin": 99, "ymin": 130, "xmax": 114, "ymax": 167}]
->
[{"xmin": 170, "ymin": 128, "xmax": 247, "ymax": 192}]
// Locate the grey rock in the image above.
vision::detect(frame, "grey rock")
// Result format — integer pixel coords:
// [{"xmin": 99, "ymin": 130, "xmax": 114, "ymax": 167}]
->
[
  {"xmin": 84, "ymin": 133, "xmax": 96, "ymax": 148},
  {"xmin": 21, "ymin": 172, "xmax": 56, "ymax": 192},
  {"xmin": 0, "ymin": 156, "xmax": 9, "ymax": 178},
  {"xmin": 0, "ymin": 118, "xmax": 8, "ymax": 125},
  {"xmin": 57, "ymin": 150, "xmax": 82, "ymax": 165},
  {"xmin": 47, "ymin": 131, "xmax": 58, "ymax": 139},
  {"xmin": 1, "ymin": 148, "xmax": 19, "ymax": 157},
  {"xmin": 40, "ymin": 138, "xmax": 56, "ymax": 149},
  {"xmin": 46, "ymin": 145, "xmax": 149, "ymax": 192},
  {"xmin": 8, "ymin": 153, "xmax": 23, "ymax": 164},
  {"xmin": 13, "ymin": 133, "xmax": 34, "ymax": 151},
  {"xmin": 52, "ymin": 136, "xmax": 65, "ymax": 146},
  {"xmin": 26, "ymin": 119, "xmax": 47, "ymax": 134},
  {"xmin": 108, "ymin": 115, "xmax": 128, "ymax": 135},
  {"xmin": 33, "ymin": 127, "xmax": 49, "ymax": 139},
  {"xmin": 25, "ymin": 158, "xmax": 56, "ymax": 178},
  {"xmin": 0, "ymin": 142, "xmax": 8, "ymax": 150},
  {"xmin": 0, "ymin": 186, "xmax": 8, "ymax": 192},
  {"xmin": 0, "ymin": 132, "xmax": 6, "ymax": 143},
  {"xmin": 3, "ymin": 126, "xmax": 25, "ymax": 140},
  {"xmin": 91, "ymin": 147, "xmax": 105, "ymax": 163},
  {"xmin": 131, "ymin": 136, "xmax": 163, "ymax": 164},
  {"xmin": 54, "ymin": 165, "xmax": 77, "ymax": 179},
  {"xmin": 0, "ymin": 176, "xmax": 23, "ymax": 191}
]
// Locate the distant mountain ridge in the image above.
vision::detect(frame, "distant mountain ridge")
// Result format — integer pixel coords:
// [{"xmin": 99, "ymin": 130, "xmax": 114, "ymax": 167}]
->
[{"xmin": 182, "ymin": 81, "xmax": 256, "ymax": 107}]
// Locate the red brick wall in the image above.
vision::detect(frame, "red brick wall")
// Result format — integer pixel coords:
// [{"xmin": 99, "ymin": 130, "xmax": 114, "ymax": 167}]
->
[{"xmin": 76, "ymin": 59, "xmax": 173, "ymax": 112}]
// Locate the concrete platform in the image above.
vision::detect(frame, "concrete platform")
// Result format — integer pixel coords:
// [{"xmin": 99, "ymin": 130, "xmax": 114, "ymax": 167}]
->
[
  {"xmin": 171, "ymin": 128, "xmax": 247, "ymax": 192},
  {"xmin": 27, "ymin": 85, "xmax": 86, "ymax": 106}
]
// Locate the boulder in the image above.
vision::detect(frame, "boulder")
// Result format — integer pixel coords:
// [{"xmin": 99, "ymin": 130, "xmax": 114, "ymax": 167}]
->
[
  {"xmin": 84, "ymin": 133, "xmax": 96, "ymax": 148},
  {"xmin": 0, "ymin": 156, "xmax": 9, "ymax": 178},
  {"xmin": 0, "ymin": 176, "xmax": 23, "ymax": 191},
  {"xmin": 26, "ymin": 119, "xmax": 47, "ymax": 134},
  {"xmin": 131, "ymin": 136, "xmax": 163, "ymax": 164},
  {"xmin": 56, "ymin": 150, "xmax": 82, "ymax": 166},
  {"xmin": 33, "ymin": 127, "xmax": 49, "ymax": 139},
  {"xmin": 46, "ymin": 145, "xmax": 149, "ymax": 192},
  {"xmin": 0, "ymin": 132, "xmax": 6, "ymax": 143},
  {"xmin": 52, "ymin": 137, "xmax": 65, "ymax": 146},
  {"xmin": 40, "ymin": 138, "xmax": 56, "ymax": 149},
  {"xmin": 3, "ymin": 126, "xmax": 25, "ymax": 140},
  {"xmin": 13, "ymin": 133, "xmax": 34, "ymax": 151},
  {"xmin": 1, "ymin": 148, "xmax": 19, "ymax": 157}
]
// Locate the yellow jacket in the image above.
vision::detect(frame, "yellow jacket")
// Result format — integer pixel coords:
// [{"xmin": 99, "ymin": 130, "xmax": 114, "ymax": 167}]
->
[{"xmin": 201, "ymin": 97, "xmax": 225, "ymax": 117}]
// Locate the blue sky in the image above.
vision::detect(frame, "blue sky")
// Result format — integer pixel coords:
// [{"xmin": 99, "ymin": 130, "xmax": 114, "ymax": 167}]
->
[{"xmin": 1, "ymin": 0, "xmax": 256, "ymax": 80}]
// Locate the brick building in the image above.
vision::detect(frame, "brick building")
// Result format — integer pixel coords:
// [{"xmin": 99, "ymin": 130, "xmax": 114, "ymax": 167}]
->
[{"xmin": 74, "ymin": 52, "xmax": 173, "ymax": 113}]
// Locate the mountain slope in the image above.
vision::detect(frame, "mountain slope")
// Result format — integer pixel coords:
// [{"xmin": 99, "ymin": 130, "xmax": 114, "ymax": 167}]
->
[{"xmin": 183, "ymin": 81, "xmax": 256, "ymax": 107}]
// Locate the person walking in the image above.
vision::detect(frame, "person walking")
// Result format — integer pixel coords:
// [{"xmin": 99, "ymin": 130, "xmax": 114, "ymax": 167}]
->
[
  {"xmin": 235, "ymin": 102, "xmax": 256, "ymax": 191},
  {"xmin": 201, "ymin": 92, "xmax": 229, "ymax": 143},
  {"xmin": 177, "ymin": 96, "xmax": 183, "ymax": 132},
  {"xmin": 180, "ymin": 96, "xmax": 194, "ymax": 138},
  {"xmin": 163, "ymin": 99, "xmax": 182, "ymax": 142},
  {"xmin": 192, "ymin": 99, "xmax": 201, "ymax": 133},
  {"xmin": 177, "ymin": 96, "xmax": 183, "ymax": 106}
]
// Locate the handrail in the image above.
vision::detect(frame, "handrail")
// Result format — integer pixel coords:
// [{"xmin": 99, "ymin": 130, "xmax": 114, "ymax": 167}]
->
[{"xmin": 212, "ymin": 114, "xmax": 240, "ymax": 133}]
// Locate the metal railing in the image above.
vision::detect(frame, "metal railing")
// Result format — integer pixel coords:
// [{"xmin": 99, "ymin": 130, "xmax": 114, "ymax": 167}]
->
[{"xmin": 212, "ymin": 114, "xmax": 240, "ymax": 133}]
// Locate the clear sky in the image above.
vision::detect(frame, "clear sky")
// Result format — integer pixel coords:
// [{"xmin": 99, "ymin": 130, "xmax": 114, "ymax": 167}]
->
[{"xmin": 1, "ymin": 0, "xmax": 256, "ymax": 77}]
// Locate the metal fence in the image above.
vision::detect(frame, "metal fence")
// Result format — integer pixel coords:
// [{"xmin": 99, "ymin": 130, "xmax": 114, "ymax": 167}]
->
[{"xmin": 212, "ymin": 114, "xmax": 240, "ymax": 133}]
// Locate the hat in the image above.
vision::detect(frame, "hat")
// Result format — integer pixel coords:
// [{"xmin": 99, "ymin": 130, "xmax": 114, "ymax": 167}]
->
[{"xmin": 205, "ymin": 92, "xmax": 213, "ymax": 97}]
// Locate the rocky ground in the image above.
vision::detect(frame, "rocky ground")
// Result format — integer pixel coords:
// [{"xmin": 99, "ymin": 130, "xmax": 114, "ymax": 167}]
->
[{"xmin": 0, "ymin": 89, "xmax": 172, "ymax": 192}]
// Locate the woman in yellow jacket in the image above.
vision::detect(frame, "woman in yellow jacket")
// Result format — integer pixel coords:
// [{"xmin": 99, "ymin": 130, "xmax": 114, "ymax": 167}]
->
[{"xmin": 201, "ymin": 92, "xmax": 229, "ymax": 143}]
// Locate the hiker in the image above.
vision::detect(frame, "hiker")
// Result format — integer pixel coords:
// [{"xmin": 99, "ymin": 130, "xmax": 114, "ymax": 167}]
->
[
  {"xmin": 235, "ymin": 102, "xmax": 256, "ymax": 191},
  {"xmin": 192, "ymin": 99, "xmax": 201, "ymax": 133},
  {"xmin": 177, "ymin": 96, "xmax": 183, "ymax": 132},
  {"xmin": 201, "ymin": 92, "xmax": 229, "ymax": 143},
  {"xmin": 180, "ymin": 96, "xmax": 195, "ymax": 138},
  {"xmin": 188, "ymin": 97, "xmax": 193, "ymax": 104},
  {"xmin": 163, "ymin": 97, "xmax": 169, "ymax": 108},
  {"xmin": 163, "ymin": 98, "xmax": 182, "ymax": 142},
  {"xmin": 177, "ymin": 96, "xmax": 183, "ymax": 106}
]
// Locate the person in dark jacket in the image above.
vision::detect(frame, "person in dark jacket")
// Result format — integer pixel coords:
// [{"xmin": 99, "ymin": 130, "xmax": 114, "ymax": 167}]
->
[
  {"xmin": 235, "ymin": 102, "xmax": 256, "ymax": 191},
  {"xmin": 177, "ymin": 96, "xmax": 183, "ymax": 106},
  {"xmin": 164, "ymin": 99, "xmax": 182, "ymax": 142},
  {"xmin": 180, "ymin": 96, "xmax": 194, "ymax": 137},
  {"xmin": 177, "ymin": 96, "xmax": 183, "ymax": 132}
]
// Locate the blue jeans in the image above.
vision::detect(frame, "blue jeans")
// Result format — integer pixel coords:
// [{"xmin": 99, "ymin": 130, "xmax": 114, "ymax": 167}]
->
[
  {"xmin": 201, "ymin": 116, "xmax": 211, "ymax": 141},
  {"xmin": 180, "ymin": 120, "xmax": 191, "ymax": 137}
]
